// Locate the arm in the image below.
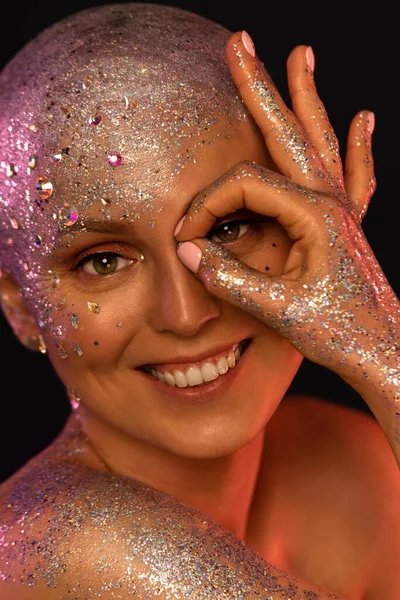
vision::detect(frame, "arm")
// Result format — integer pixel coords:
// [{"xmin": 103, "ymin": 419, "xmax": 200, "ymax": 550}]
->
[
  {"xmin": 0, "ymin": 461, "xmax": 347, "ymax": 599},
  {"xmin": 338, "ymin": 298, "xmax": 400, "ymax": 467}
]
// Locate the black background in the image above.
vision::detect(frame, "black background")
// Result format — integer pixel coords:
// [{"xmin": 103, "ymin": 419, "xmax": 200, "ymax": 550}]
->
[{"xmin": 0, "ymin": 2, "xmax": 390, "ymax": 483}]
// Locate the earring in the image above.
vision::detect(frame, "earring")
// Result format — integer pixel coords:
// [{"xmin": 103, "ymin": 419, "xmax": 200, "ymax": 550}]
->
[{"xmin": 22, "ymin": 334, "xmax": 47, "ymax": 354}]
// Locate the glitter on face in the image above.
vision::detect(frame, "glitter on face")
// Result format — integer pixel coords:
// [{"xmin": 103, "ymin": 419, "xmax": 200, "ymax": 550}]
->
[
  {"xmin": 28, "ymin": 123, "xmax": 38, "ymax": 133},
  {"xmin": 53, "ymin": 299, "xmax": 66, "ymax": 311},
  {"xmin": 51, "ymin": 274, "xmax": 60, "ymax": 288},
  {"xmin": 87, "ymin": 302, "xmax": 100, "ymax": 313},
  {"xmin": 107, "ymin": 151, "xmax": 122, "ymax": 167},
  {"xmin": 73, "ymin": 343, "xmax": 83, "ymax": 356},
  {"xmin": 35, "ymin": 176, "xmax": 53, "ymax": 200},
  {"xmin": 9, "ymin": 218, "xmax": 19, "ymax": 229},
  {"xmin": 71, "ymin": 314, "xmax": 79, "ymax": 329},
  {"xmin": 57, "ymin": 344, "xmax": 69, "ymax": 359},
  {"xmin": 89, "ymin": 113, "xmax": 102, "ymax": 126},
  {"xmin": 53, "ymin": 152, "xmax": 62, "ymax": 163},
  {"xmin": 58, "ymin": 203, "xmax": 78, "ymax": 227}
]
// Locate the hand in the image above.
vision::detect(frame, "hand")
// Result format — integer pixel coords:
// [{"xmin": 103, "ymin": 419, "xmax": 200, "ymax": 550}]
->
[{"xmin": 175, "ymin": 33, "xmax": 397, "ymax": 386}]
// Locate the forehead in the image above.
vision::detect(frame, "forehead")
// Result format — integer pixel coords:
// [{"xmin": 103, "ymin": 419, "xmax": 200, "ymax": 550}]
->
[{"xmin": 0, "ymin": 24, "xmax": 254, "ymax": 263}]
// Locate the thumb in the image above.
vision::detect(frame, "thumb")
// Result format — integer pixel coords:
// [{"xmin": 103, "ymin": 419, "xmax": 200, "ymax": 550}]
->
[{"xmin": 176, "ymin": 239, "xmax": 290, "ymax": 323}]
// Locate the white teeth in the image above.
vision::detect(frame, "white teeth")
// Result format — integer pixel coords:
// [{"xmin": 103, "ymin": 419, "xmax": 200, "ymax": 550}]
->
[
  {"xmin": 201, "ymin": 362, "xmax": 219, "ymax": 382},
  {"xmin": 216, "ymin": 356, "xmax": 228, "ymax": 375},
  {"xmin": 186, "ymin": 366, "xmax": 203, "ymax": 386},
  {"xmin": 164, "ymin": 372, "xmax": 175, "ymax": 387},
  {"xmin": 173, "ymin": 370, "xmax": 188, "ymax": 388},
  {"xmin": 226, "ymin": 351, "xmax": 235, "ymax": 368},
  {"xmin": 146, "ymin": 342, "xmax": 248, "ymax": 388}
]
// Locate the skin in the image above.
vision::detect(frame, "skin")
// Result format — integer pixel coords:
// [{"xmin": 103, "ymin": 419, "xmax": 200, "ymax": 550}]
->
[
  {"xmin": 2, "ymin": 111, "xmax": 303, "ymax": 540},
  {"xmin": 0, "ymin": 6, "xmax": 398, "ymax": 597}
]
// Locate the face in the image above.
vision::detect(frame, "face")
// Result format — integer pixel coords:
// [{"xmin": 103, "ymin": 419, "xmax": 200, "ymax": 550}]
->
[
  {"xmin": 0, "ymin": 4, "xmax": 303, "ymax": 461},
  {"xmin": 19, "ymin": 114, "xmax": 301, "ymax": 461}
]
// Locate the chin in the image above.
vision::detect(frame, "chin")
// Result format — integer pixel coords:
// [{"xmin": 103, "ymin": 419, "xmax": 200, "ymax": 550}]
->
[{"xmin": 152, "ymin": 410, "xmax": 269, "ymax": 461}]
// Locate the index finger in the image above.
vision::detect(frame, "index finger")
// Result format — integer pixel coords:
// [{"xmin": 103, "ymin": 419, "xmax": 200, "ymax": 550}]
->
[{"xmin": 226, "ymin": 32, "xmax": 331, "ymax": 191}]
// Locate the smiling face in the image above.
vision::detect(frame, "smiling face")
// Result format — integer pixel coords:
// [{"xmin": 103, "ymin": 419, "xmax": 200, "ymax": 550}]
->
[{"xmin": 0, "ymin": 3, "xmax": 303, "ymax": 460}]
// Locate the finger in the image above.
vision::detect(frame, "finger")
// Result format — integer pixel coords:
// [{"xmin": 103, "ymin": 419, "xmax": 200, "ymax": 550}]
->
[
  {"xmin": 176, "ymin": 237, "xmax": 297, "ymax": 327},
  {"xmin": 175, "ymin": 162, "xmax": 323, "ymax": 250},
  {"xmin": 225, "ymin": 32, "xmax": 333, "ymax": 192},
  {"xmin": 286, "ymin": 45, "xmax": 344, "ymax": 189},
  {"xmin": 344, "ymin": 110, "xmax": 376, "ymax": 220}
]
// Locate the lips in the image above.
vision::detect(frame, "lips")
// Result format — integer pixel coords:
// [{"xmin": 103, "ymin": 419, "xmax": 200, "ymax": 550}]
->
[{"xmin": 139, "ymin": 338, "xmax": 252, "ymax": 374}]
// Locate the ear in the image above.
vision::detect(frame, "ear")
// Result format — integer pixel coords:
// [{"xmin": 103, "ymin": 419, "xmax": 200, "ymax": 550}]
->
[{"xmin": 0, "ymin": 272, "xmax": 46, "ymax": 352}]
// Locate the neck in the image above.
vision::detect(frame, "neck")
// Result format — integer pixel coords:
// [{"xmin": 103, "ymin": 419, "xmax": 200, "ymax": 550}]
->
[{"xmin": 72, "ymin": 409, "xmax": 266, "ymax": 541}]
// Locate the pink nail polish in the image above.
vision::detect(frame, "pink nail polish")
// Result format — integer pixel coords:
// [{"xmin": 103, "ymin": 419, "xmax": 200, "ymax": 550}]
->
[
  {"xmin": 241, "ymin": 31, "xmax": 255, "ymax": 57},
  {"xmin": 173, "ymin": 215, "xmax": 186, "ymax": 237},
  {"xmin": 306, "ymin": 46, "xmax": 315, "ymax": 72},
  {"xmin": 367, "ymin": 111, "xmax": 375, "ymax": 135},
  {"xmin": 177, "ymin": 242, "xmax": 202, "ymax": 273}
]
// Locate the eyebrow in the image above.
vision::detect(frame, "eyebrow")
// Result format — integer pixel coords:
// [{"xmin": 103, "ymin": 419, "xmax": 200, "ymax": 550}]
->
[{"xmin": 60, "ymin": 219, "xmax": 133, "ymax": 237}]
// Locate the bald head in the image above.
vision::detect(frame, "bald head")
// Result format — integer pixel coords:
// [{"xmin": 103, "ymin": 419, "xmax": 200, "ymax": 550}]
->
[{"xmin": 0, "ymin": 3, "xmax": 251, "ymax": 280}]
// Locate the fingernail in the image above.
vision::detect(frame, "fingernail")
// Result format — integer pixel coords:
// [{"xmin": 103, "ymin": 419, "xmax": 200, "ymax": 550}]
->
[
  {"xmin": 176, "ymin": 242, "xmax": 202, "ymax": 273},
  {"xmin": 306, "ymin": 46, "xmax": 315, "ymax": 72},
  {"xmin": 367, "ymin": 111, "xmax": 375, "ymax": 135},
  {"xmin": 173, "ymin": 215, "xmax": 186, "ymax": 237},
  {"xmin": 241, "ymin": 31, "xmax": 256, "ymax": 57}
]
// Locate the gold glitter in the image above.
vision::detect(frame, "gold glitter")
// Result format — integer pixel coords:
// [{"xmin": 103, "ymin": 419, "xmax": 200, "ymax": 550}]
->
[{"xmin": 87, "ymin": 301, "xmax": 100, "ymax": 313}]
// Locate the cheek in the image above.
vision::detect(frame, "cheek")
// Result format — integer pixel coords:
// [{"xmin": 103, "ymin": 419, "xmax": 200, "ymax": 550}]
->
[{"xmin": 44, "ymin": 294, "xmax": 142, "ymax": 376}]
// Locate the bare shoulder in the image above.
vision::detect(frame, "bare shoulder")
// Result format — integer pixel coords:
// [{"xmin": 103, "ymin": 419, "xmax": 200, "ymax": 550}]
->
[
  {"xmin": 264, "ymin": 393, "xmax": 400, "ymax": 599},
  {"xmin": 0, "ymin": 450, "xmax": 346, "ymax": 600},
  {"xmin": 280, "ymin": 393, "xmax": 399, "ymax": 484}
]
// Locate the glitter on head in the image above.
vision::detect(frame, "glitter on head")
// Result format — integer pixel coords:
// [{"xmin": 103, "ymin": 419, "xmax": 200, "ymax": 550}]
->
[{"xmin": 0, "ymin": 2, "xmax": 251, "ymax": 333}]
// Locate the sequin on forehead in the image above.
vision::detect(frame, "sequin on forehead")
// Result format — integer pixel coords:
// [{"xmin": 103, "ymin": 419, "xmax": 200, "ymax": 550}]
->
[
  {"xmin": 89, "ymin": 114, "xmax": 102, "ymax": 126},
  {"xmin": 36, "ymin": 176, "xmax": 53, "ymax": 200},
  {"xmin": 33, "ymin": 235, "xmax": 42, "ymax": 248},
  {"xmin": 58, "ymin": 203, "xmax": 78, "ymax": 227},
  {"xmin": 6, "ymin": 163, "xmax": 16, "ymax": 177},
  {"xmin": 107, "ymin": 151, "xmax": 122, "ymax": 167},
  {"xmin": 28, "ymin": 155, "xmax": 37, "ymax": 169}
]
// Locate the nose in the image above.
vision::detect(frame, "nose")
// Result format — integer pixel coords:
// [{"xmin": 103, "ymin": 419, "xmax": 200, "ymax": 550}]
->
[{"xmin": 148, "ymin": 253, "xmax": 221, "ymax": 336}]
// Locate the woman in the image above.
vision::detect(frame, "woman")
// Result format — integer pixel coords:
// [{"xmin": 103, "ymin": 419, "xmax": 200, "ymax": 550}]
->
[{"xmin": 0, "ymin": 3, "xmax": 398, "ymax": 599}]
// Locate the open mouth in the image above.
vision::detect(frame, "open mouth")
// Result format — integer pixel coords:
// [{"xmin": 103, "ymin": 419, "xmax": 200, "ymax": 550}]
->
[{"xmin": 138, "ymin": 338, "xmax": 252, "ymax": 388}]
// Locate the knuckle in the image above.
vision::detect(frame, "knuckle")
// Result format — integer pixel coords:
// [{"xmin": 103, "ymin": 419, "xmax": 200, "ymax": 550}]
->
[{"xmin": 231, "ymin": 160, "xmax": 267, "ymax": 179}]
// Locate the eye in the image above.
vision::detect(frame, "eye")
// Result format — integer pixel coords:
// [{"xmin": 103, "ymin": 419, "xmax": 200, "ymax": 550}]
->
[
  {"xmin": 208, "ymin": 218, "xmax": 254, "ymax": 244},
  {"xmin": 77, "ymin": 252, "xmax": 134, "ymax": 276}
]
